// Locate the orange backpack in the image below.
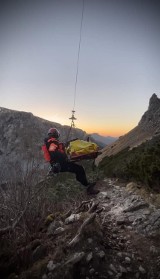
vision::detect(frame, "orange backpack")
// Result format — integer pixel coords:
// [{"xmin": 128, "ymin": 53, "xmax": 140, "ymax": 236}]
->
[{"xmin": 42, "ymin": 144, "xmax": 51, "ymax": 162}]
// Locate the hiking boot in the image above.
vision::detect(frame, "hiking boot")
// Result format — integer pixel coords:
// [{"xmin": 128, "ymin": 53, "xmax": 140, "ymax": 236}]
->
[{"xmin": 87, "ymin": 182, "xmax": 99, "ymax": 195}]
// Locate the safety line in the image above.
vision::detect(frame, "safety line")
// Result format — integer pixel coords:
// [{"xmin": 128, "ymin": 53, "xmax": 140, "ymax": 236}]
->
[{"xmin": 73, "ymin": 0, "xmax": 85, "ymax": 111}]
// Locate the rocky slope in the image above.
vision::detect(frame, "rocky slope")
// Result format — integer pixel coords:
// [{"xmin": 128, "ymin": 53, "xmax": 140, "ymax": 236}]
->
[
  {"xmin": 96, "ymin": 94, "xmax": 160, "ymax": 165},
  {"xmin": 1, "ymin": 177, "xmax": 160, "ymax": 279}
]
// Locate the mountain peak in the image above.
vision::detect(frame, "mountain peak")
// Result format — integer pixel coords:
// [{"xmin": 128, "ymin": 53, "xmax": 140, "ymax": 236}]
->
[
  {"xmin": 148, "ymin": 93, "xmax": 160, "ymax": 110},
  {"xmin": 138, "ymin": 93, "xmax": 160, "ymax": 129}
]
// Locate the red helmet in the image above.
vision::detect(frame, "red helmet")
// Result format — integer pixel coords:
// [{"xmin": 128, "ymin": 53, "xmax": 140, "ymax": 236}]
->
[{"xmin": 48, "ymin": 128, "xmax": 60, "ymax": 139}]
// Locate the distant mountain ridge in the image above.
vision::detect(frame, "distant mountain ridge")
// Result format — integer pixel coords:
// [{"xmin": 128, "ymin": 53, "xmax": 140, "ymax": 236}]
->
[
  {"xmin": 2, "ymin": 93, "xmax": 159, "ymax": 178},
  {"xmin": 90, "ymin": 133, "xmax": 117, "ymax": 146},
  {"xmin": 96, "ymin": 93, "xmax": 160, "ymax": 164}
]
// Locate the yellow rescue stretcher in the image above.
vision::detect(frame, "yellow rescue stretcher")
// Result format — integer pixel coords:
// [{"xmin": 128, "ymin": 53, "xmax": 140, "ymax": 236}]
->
[{"xmin": 66, "ymin": 139, "xmax": 100, "ymax": 162}]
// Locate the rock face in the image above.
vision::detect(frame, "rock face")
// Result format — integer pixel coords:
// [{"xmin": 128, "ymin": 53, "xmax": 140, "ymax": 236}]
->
[
  {"xmin": 139, "ymin": 93, "xmax": 160, "ymax": 130},
  {"xmin": 0, "ymin": 107, "xmax": 87, "ymax": 177},
  {"xmin": 96, "ymin": 94, "xmax": 160, "ymax": 164}
]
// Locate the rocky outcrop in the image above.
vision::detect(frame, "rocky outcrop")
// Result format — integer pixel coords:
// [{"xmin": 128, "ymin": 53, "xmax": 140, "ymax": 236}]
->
[
  {"xmin": 96, "ymin": 94, "xmax": 160, "ymax": 164},
  {"xmin": 138, "ymin": 93, "xmax": 160, "ymax": 132}
]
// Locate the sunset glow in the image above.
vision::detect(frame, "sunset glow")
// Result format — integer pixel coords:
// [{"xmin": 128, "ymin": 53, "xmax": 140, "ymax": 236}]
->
[{"xmin": 1, "ymin": 0, "xmax": 160, "ymax": 137}]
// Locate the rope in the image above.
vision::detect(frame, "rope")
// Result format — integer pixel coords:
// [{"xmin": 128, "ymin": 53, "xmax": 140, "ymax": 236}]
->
[
  {"xmin": 73, "ymin": 0, "xmax": 85, "ymax": 111},
  {"xmin": 66, "ymin": 0, "xmax": 85, "ymax": 143}
]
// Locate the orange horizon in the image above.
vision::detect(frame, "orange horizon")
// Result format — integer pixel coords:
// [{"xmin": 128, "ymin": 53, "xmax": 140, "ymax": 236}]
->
[
  {"xmin": 83, "ymin": 126, "xmax": 133, "ymax": 138},
  {"xmin": 36, "ymin": 111, "xmax": 135, "ymax": 138}
]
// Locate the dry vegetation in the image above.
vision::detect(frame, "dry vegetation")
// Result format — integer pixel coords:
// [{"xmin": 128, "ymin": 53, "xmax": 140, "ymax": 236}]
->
[{"xmin": 0, "ymin": 159, "xmax": 91, "ymax": 278}]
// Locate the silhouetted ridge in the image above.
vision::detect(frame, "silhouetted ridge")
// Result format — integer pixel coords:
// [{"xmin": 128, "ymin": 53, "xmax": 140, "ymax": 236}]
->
[{"xmin": 96, "ymin": 94, "xmax": 160, "ymax": 163}]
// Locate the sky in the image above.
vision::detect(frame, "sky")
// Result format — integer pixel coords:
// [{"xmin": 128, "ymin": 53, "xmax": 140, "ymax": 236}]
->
[{"xmin": 1, "ymin": 0, "xmax": 160, "ymax": 137}]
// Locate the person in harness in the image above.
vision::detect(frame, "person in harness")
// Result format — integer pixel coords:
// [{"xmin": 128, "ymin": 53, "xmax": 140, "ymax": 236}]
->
[{"xmin": 43, "ymin": 128, "xmax": 99, "ymax": 195}]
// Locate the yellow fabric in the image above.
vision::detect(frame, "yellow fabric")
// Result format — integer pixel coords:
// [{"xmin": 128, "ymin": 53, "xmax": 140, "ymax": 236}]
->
[{"xmin": 66, "ymin": 139, "xmax": 99, "ymax": 157}]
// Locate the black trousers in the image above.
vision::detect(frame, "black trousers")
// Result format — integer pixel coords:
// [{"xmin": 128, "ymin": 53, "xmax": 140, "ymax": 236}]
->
[{"xmin": 60, "ymin": 161, "xmax": 89, "ymax": 187}]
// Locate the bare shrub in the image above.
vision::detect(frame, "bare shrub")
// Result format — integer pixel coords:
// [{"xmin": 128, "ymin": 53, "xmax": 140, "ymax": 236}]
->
[
  {"xmin": 0, "ymin": 159, "xmax": 48, "ymax": 239},
  {"xmin": 0, "ymin": 159, "xmax": 86, "ymax": 242}
]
